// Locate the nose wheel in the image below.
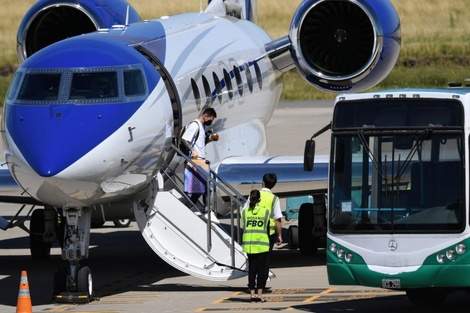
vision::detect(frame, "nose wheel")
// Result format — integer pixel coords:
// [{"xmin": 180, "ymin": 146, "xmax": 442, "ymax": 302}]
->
[
  {"xmin": 53, "ymin": 265, "xmax": 94, "ymax": 304},
  {"xmin": 78, "ymin": 266, "xmax": 93, "ymax": 297}
]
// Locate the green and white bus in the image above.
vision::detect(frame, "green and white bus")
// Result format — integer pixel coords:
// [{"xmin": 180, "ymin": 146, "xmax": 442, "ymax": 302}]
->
[{"xmin": 308, "ymin": 87, "xmax": 469, "ymax": 306}]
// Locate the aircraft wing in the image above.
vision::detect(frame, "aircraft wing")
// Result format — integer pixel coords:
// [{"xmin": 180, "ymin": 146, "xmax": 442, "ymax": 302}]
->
[
  {"xmin": 215, "ymin": 154, "xmax": 329, "ymax": 199},
  {"xmin": 0, "ymin": 163, "xmax": 43, "ymax": 230}
]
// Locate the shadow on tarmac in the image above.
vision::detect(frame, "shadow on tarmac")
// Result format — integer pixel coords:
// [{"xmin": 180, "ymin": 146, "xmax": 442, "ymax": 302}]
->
[{"xmin": 0, "ymin": 226, "xmax": 326, "ymax": 307}]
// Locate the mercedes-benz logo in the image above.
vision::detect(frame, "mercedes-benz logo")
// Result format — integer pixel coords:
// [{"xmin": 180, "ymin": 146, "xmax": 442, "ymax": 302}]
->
[{"xmin": 388, "ymin": 239, "xmax": 398, "ymax": 251}]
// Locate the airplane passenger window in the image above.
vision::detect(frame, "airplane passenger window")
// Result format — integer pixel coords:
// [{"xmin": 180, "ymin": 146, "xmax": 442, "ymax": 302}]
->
[
  {"xmin": 233, "ymin": 65, "xmax": 243, "ymax": 97},
  {"xmin": 223, "ymin": 69, "xmax": 233, "ymax": 100},
  {"xmin": 18, "ymin": 73, "xmax": 61, "ymax": 100},
  {"xmin": 254, "ymin": 61, "xmax": 262, "ymax": 90},
  {"xmin": 244, "ymin": 63, "xmax": 253, "ymax": 93},
  {"xmin": 124, "ymin": 70, "xmax": 145, "ymax": 96},
  {"xmin": 191, "ymin": 78, "xmax": 201, "ymax": 109},
  {"xmin": 70, "ymin": 72, "xmax": 117, "ymax": 99},
  {"xmin": 202, "ymin": 75, "xmax": 212, "ymax": 105},
  {"xmin": 213, "ymin": 72, "xmax": 223, "ymax": 103}
]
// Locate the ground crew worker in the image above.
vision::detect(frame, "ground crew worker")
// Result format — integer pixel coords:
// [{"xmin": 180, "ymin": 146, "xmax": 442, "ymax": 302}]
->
[
  {"xmin": 242, "ymin": 173, "xmax": 283, "ymax": 293},
  {"xmin": 242, "ymin": 189, "xmax": 270, "ymax": 302},
  {"xmin": 259, "ymin": 173, "xmax": 283, "ymax": 250}
]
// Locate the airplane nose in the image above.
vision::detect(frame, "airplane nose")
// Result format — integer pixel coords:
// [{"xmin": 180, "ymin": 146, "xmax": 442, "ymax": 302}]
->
[
  {"xmin": 7, "ymin": 103, "xmax": 140, "ymax": 177},
  {"xmin": 9, "ymin": 107, "xmax": 91, "ymax": 177}
]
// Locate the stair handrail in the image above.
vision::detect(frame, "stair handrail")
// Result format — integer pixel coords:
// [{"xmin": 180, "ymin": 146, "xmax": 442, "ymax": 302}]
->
[{"xmin": 160, "ymin": 144, "xmax": 247, "ymax": 268}]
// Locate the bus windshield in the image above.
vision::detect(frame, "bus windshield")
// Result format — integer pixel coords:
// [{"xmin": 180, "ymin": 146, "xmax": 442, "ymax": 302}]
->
[{"xmin": 329, "ymin": 98, "xmax": 465, "ymax": 233}]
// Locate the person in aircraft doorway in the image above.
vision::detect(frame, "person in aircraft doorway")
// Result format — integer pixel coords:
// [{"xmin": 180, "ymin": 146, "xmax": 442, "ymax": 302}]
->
[
  {"xmin": 242, "ymin": 173, "xmax": 283, "ymax": 293},
  {"xmin": 181, "ymin": 108, "xmax": 219, "ymax": 212}
]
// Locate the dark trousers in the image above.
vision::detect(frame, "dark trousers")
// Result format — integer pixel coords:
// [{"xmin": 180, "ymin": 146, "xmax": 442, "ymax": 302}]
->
[
  {"xmin": 247, "ymin": 252, "xmax": 269, "ymax": 290},
  {"xmin": 264, "ymin": 234, "xmax": 277, "ymax": 286},
  {"xmin": 188, "ymin": 193, "xmax": 203, "ymax": 204}
]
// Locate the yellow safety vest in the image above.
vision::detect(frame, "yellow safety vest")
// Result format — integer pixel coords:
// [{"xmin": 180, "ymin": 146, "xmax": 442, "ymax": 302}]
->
[
  {"xmin": 259, "ymin": 190, "xmax": 279, "ymax": 236},
  {"xmin": 242, "ymin": 205, "xmax": 270, "ymax": 254}
]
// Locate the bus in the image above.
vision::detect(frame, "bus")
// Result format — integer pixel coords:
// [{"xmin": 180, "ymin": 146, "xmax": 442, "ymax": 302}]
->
[{"xmin": 306, "ymin": 87, "xmax": 469, "ymax": 306}]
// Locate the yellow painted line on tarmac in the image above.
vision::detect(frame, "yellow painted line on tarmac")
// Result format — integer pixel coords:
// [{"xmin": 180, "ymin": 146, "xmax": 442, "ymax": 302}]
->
[
  {"xmin": 58, "ymin": 311, "xmax": 121, "ymax": 313},
  {"xmin": 91, "ymin": 300, "xmax": 147, "ymax": 305},
  {"xmin": 196, "ymin": 287, "xmax": 402, "ymax": 312},
  {"xmin": 100, "ymin": 293, "xmax": 160, "ymax": 298},
  {"xmin": 303, "ymin": 287, "xmax": 337, "ymax": 303},
  {"xmin": 43, "ymin": 305, "xmax": 122, "ymax": 312},
  {"xmin": 198, "ymin": 308, "xmax": 292, "ymax": 312},
  {"xmin": 212, "ymin": 291, "xmax": 241, "ymax": 304},
  {"xmin": 43, "ymin": 306, "xmax": 77, "ymax": 312},
  {"xmin": 44, "ymin": 310, "xmax": 121, "ymax": 313}
]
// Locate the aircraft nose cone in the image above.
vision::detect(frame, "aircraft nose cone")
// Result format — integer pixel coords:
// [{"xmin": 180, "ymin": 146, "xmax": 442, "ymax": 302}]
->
[
  {"xmin": 13, "ymin": 117, "xmax": 85, "ymax": 177},
  {"xmin": 6, "ymin": 104, "xmax": 130, "ymax": 178}
]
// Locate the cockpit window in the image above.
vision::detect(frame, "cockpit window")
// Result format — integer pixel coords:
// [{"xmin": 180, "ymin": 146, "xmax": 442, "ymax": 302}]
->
[
  {"xmin": 124, "ymin": 70, "xmax": 145, "ymax": 96},
  {"xmin": 17, "ymin": 73, "xmax": 61, "ymax": 100},
  {"xmin": 70, "ymin": 72, "xmax": 118, "ymax": 99},
  {"xmin": 11, "ymin": 65, "xmax": 147, "ymax": 105},
  {"xmin": 7, "ymin": 72, "xmax": 23, "ymax": 100}
]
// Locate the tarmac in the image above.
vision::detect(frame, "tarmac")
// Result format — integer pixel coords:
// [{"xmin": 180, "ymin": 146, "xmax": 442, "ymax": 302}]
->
[{"xmin": 1, "ymin": 101, "xmax": 470, "ymax": 312}]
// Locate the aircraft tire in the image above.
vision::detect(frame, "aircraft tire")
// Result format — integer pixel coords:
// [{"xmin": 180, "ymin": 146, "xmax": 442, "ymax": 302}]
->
[
  {"xmin": 288, "ymin": 225, "xmax": 299, "ymax": 249},
  {"xmin": 91, "ymin": 221, "xmax": 105, "ymax": 228},
  {"xmin": 30, "ymin": 209, "xmax": 52, "ymax": 260},
  {"xmin": 78, "ymin": 266, "xmax": 94, "ymax": 299},
  {"xmin": 53, "ymin": 266, "xmax": 68, "ymax": 295},
  {"xmin": 113, "ymin": 219, "xmax": 131, "ymax": 228},
  {"xmin": 298, "ymin": 203, "xmax": 316, "ymax": 255}
]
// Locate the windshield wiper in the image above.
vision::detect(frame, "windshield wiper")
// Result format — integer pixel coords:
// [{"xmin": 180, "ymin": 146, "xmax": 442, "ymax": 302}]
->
[
  {"xmin": 357, "ymin": 130, "xmax": 387, "ymax": 183},
  {"xmin": 394, "ymin": 129, "xmax": 432, "ymax": 183}
]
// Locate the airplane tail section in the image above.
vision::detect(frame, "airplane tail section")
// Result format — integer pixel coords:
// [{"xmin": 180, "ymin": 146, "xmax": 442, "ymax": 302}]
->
[
  {"xmin": 206, "ymin": 0, "xmax": 258, "ymax": 23},
  {"xmin": 133, "ymin": 178, "xmax": 249, "ymax": 281}
]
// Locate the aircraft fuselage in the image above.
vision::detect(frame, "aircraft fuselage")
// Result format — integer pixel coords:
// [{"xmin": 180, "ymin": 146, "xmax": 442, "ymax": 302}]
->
[{"xmin": 2, "ymin": 12, "xmax": 280, "ymax": 208}]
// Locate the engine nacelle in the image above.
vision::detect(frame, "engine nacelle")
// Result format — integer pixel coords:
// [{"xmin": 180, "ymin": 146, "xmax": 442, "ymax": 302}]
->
[
  {"xmin": 289, "ymin": 0, "xmax": 401, "ymax": 93},
  {"xmin": 16, "ymin": 0, "xmax": 142, "ymax": 63}
]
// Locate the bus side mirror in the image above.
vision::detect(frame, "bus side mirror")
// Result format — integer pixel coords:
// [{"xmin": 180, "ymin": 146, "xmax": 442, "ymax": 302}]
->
[{"xmin": 304, "ymin": 139, "xmax": 315, "ymax": 171}]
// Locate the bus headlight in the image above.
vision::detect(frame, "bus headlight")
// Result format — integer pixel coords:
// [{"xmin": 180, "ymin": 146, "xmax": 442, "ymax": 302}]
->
[
  {"xmin": 329, "ymin": 243, "xmax": 337, "ymax": 253},
  {"xmin": 337, "ymin": 249, "xmax": 345, "ymax": 259},
  {"xmin": 345, "ymin": 252, "xmax": 353, "ymax": 263},
  {"xmin": 446, "ymin": 249, "xmax": 456, "ymax": 261},
  {"xmin": 436, "ymin": 253, "xmax": 446, "ymax": 263},
  {"xmin": 456, "ymin": 243, "xmax": 466, "ymax": 254}
]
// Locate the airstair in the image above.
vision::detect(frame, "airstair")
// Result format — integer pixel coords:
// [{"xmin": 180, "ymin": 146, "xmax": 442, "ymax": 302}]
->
[{"xmin": 133, "ymin": 144, "xmax": 257, "ymax": 281}]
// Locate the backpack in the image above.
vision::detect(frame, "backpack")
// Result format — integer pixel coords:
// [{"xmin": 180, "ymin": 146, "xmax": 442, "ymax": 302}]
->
[{"xmin": 177, "ymin": 121, "xmax": 199, "ymax": 157}]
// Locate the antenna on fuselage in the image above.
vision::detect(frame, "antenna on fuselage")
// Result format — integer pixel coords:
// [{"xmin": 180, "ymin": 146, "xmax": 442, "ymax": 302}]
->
[
  {"xmin": 125, "ymin": 5, "xmax": 130, "ymax": 25},
  {"xmin": 200, "ymin": 0, "xmax": 203, "ymax": 13}
]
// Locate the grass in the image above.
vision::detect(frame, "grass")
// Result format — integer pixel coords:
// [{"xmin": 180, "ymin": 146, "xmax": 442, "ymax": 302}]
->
[{"xmin": 1, "ymin": 0, "xmax": 470, "ymax": 101}]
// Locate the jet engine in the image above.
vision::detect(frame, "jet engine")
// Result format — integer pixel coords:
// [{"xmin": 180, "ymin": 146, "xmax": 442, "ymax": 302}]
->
[
  {"xmin": 16, "ymin": 0, "xmax": 141, "ymax": 63},
  {"xmin": 289, "ymin": 0, "xmax": 401, "ymax": 93}
]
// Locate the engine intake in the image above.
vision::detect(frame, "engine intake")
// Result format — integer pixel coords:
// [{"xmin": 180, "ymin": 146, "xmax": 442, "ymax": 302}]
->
[
  {"xmin": 290, "ymin": 0, "xmax": 401, "ymax": 93},
  {"xmin": 17, "ymin": 0, "xmax": 141, "ymax": 63}
]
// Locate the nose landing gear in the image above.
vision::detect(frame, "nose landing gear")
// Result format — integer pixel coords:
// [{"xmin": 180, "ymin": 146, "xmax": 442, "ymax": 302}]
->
[{"xmin": 52, "ymin": 208, "xmax": 95, "ymax": 304}]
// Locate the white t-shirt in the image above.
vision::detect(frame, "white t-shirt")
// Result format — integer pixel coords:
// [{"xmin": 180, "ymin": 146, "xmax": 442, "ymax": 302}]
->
[
  {"xmin": 181, "ymin": 119, "xmax": 206, "ymax": 158},
  {"xmin": 242, "ymin": 187, "xmax": 283, "ymax": 220}
]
